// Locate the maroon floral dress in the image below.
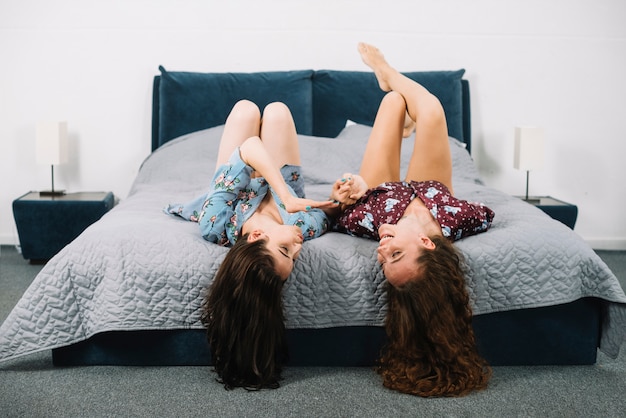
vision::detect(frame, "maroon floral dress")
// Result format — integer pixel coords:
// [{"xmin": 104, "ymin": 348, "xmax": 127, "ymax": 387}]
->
[{"xmin": 333, "ymin": 180, "xmax": 494, "ymax": 242}]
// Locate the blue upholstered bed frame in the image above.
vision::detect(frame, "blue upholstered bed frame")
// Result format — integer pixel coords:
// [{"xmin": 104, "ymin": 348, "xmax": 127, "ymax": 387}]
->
[{"xmin": 52, "ymin": 68, "xmax": 601, "ymax": 367}]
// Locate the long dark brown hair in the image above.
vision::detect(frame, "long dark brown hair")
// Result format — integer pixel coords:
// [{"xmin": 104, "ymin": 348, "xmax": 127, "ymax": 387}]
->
[
  {"xmin": 377, "ymin": 235, "xmax": 491, "ymax": 397},
  {"xmin": 201, "ymin": 234, "xmax": 288, "ymax": 390}
]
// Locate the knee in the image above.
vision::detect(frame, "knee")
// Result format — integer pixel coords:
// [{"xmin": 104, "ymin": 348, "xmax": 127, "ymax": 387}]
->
[
  {"xmin": 420, "ymin": 97, "xmax": 446, "ymax": 127},
  {"xmin": 380, "ymin": 91, "xmax": 407, "ymax": 112},
  {"xmin": 231, "ymin": 99, "xmax": 261, "ymax": 123},
  {"xmin": 263, "ymin": 102, "xmax": 293, "ymax": 123},
  {"xmin": 413, "ymin": 93, "xmax": 445, "ymax": 123}
]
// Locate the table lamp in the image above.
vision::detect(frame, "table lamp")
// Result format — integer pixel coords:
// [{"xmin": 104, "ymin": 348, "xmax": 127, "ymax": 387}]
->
[
  {"xmin": 36, "ymin": 121, "xmax": 68, "ymax": 196},
  {"xmin": 514, "ymin": 126, "xmax": 544, "ymax": 202}
]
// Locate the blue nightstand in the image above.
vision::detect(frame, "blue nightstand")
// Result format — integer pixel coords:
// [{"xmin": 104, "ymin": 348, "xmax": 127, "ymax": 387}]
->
[
  {"xmin": 517, "ymin": 196, "xmax": 578, "ymax": 229},
  {"xmin": 12, "ymin": 191, "xmax": 115, "ymax": 262}
]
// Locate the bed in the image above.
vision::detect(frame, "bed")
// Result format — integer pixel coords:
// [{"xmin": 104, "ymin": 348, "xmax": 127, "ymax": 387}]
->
[{"xmin": 1, "ymin": 67, "xmax": 625, "ymax": 369}]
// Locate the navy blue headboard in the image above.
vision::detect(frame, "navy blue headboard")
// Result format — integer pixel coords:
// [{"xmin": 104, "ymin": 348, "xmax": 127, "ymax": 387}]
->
[{"xmin": 152, "ymin": 68, "xmax": 471, "ymax": 153}]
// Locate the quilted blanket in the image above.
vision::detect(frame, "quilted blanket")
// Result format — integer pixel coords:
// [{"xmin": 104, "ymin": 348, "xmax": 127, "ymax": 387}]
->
[{"xmin": 1, "ymin": 124, "xmax": 625, "ymax": 363}]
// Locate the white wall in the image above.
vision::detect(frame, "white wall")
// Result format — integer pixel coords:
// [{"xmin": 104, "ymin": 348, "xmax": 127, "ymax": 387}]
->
[{"xmin": 1, "ymin": 0, "xmax": 625, "ymax": 249}]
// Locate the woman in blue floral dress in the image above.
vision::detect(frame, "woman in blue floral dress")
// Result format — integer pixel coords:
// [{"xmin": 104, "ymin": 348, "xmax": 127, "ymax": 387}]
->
[
  {"xmin": 167, "ymin": 100, "xmax": 336, "ymax": 390},
  {"xmin": 167, "ymin": 100, "xmax": 334, "ymax": 279}
]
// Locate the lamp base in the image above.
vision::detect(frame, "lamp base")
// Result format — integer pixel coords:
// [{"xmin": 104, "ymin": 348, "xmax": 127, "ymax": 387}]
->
[
  {"xmin": 521, "ymin": 197, "xmax": 542, "ymax": 205},
  {"xmin": 39, "ymin": 190, "xmax": 66, "ymax": 197}
]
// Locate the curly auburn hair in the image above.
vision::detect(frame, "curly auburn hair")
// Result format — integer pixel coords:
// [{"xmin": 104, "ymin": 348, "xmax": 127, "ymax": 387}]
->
[
  {"xmin": 377, "ymin": 235, "xmax": 491, "ymax": 397},
  {"xmin": 201, "ymin": 234, "xmax": 288, "ymax": 390}
]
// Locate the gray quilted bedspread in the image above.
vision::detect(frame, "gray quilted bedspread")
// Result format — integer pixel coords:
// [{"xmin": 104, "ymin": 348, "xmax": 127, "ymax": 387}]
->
[{"xmin": 1, "ymin": 124, "xmax": 625, "ymax": 363}]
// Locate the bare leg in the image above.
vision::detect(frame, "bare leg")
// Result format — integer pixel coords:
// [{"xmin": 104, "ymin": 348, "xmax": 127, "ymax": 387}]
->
[
  {"xmin": 357, "ymin": 42, "xmax": 453, "ymax": 193},
  {"xmin": 358, "ymin": 91, "xmax": 405, "ymax": 187},
  {"xmin": 215, "ymin": 100, "xmax": 261, "ymax": 170},
  {"xmin": 259, "ymin": 102, "xmax": 301, "ymax": 167},
  {"xmin": 403, "ymin": 111, "xmax": 416, "ymax": 138}
]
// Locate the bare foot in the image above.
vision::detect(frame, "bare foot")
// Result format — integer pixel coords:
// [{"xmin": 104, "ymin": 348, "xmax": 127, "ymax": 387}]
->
[
  {"xmin": 403, "ymin": 111, "xmax": 416, "ymax": 138},
  {"xmin": 358, "ymin": 42, "xmax": 392, "ymax": 91}
]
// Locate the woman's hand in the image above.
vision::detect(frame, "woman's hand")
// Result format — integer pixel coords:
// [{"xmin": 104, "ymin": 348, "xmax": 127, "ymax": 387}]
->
[
  {"xmin": 280, "ymin": 194, "xmax": 338, "ymax": 214},
  {"xmin": 330, "ymin": 173, "xmax": 369, "ymax": 206}
]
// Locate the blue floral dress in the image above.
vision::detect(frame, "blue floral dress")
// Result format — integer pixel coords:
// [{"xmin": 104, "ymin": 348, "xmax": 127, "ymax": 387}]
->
[{"xmin": 165, "ymin": 148, "xmax": 329, "ymax": 246}]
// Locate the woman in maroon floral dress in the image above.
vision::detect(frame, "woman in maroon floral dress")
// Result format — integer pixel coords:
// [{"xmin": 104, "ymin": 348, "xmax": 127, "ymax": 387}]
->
[{"xmin": 331, "ymin": 43, "xmax": 494, "ymax": 397}]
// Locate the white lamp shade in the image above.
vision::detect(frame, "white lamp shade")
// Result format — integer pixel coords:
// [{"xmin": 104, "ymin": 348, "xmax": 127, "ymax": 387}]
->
[
  {"xmin": 36, "ymin": 121, "xmax": 68, "ymax": 165},
  {"xmin": 514, "ymin": 126, "xmax": 544, "ymax": 171}
]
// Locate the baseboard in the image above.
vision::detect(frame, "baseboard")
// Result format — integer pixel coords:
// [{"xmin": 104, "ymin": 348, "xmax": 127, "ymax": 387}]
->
[
  {"xmin": 0, "ymin": 233, "xmax": 19, "ymax": 247},
  {"xmin": 585, "ymin": 238, "xmax": 626, "ymax": 251}
]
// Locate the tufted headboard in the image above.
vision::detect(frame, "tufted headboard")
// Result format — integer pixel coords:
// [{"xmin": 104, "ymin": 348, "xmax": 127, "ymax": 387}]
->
[{"xmin": 152, "ymin": 67, "xmax": 471, "ymax": 153}]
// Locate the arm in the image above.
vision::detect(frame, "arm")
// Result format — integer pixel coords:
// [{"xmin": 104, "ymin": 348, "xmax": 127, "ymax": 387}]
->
[
  {"xmin": 197, "ymin": 156, "xmax": 256, "ymax": 245},
  {"xmin": 239, "ymin": 137, "xmax": 336, "ymax": 213}
]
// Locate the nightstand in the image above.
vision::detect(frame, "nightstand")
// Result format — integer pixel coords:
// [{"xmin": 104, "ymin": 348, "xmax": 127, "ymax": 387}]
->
[
  {"xmin": 517, "ymin": 196, "xmax": 578, "ymax": 229},
  {"xmin": 13, "ymin": 191, "xmax": 115, "ymax": 262}
]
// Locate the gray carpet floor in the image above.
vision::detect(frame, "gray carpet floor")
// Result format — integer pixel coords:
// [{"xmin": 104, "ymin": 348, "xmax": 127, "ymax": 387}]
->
[{"xmin": 1, "ymin": 245, "xmax": 625, "ymax": 417}]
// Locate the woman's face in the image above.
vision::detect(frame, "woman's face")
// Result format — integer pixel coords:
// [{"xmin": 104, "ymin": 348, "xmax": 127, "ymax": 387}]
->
[
  {"xmin": 250, "ymin": 225, "xmax": 303, "ymax": 281},
  {"xmin": 376, "ymin": 222, "xmax": 435, "ymax": 287}
]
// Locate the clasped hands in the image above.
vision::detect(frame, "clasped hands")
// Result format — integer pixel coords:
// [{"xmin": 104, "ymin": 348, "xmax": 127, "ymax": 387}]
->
[
  {"xmin": 280, "ymin": 173, "xmax": 368, "ymax": 214},
  {"xmin": 330, "ymin": 173, "xmax": 368, "ymax": 207}
]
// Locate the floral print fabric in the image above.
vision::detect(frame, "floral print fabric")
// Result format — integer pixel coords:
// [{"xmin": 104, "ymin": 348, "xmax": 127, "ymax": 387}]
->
[
  {"xmin": 334, "ymin": 180, "xmax": 494, "ymax": 242},
  {"xmin": 165, "ymin": 148, "xmax": 329, "ymax": 246}
]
